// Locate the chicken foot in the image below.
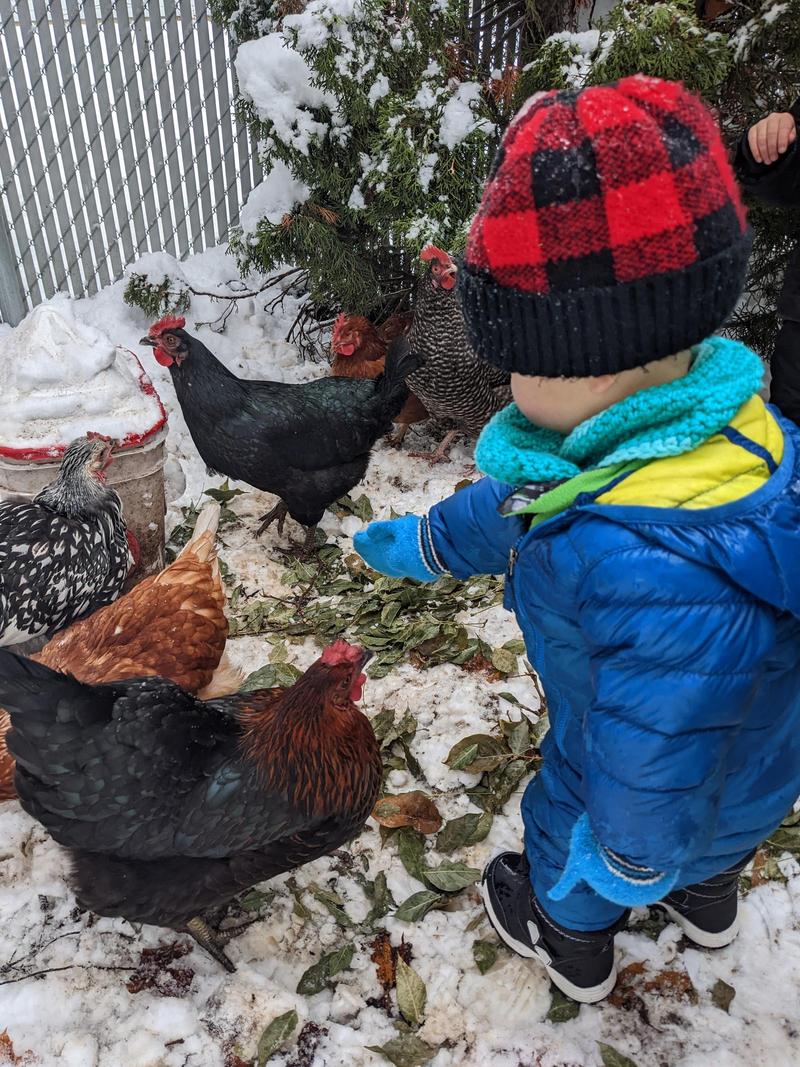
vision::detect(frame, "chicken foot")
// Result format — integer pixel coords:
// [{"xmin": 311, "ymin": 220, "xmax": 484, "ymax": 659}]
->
[
  {"xmin": 185, "ymin": 915, "xmax": 237, "ymax": 973},
  {"xmin": 410, "ymin": 429, "xmax": 461, "ymax": 465},
  {"xmin": 256, "ymin": 500, "xmax": 289, "ymax": 538}
]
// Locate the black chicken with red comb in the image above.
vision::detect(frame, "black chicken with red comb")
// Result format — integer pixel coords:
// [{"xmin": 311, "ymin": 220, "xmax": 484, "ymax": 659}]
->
[
  {"xmin": 142, "ymin": 315, "xmax": 419, "ymax": 552},
  {"xmin": 0, "ymin": 638, "xmax": 381, "ymax": 971},
  {"xmin": 404, "ymin": 245, "xmax": 512, "ymax": 463}
]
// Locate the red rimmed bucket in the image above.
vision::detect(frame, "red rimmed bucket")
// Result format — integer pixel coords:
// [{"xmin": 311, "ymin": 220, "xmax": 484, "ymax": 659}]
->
[{"xmin": 0, "ymin": 346, "xmax": 169, "ymax": 579}]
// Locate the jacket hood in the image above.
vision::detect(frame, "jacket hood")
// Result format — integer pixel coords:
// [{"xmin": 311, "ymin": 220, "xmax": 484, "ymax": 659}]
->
[{"xmin": 583, "ymin": 403, "xmax": 800, "ymax": 619}]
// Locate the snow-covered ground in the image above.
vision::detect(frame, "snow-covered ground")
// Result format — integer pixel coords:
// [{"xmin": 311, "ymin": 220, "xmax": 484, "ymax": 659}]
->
[{"xmin": 1, "ymin": 248, "xmax": 799, "ymax": 1067}]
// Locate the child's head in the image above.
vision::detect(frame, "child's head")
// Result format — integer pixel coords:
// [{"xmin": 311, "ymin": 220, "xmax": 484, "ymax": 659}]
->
[
  {"xmin": 457, "ymin": 76, "xmax": 750, "ymax": 391},
  {"xmin": 511, "ymin": 351, "xmax": 693, "ymax": 434}
]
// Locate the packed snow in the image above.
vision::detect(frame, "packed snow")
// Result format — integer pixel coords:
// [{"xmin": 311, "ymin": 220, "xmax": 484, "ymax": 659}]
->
[
  {"xmin": 1, "ymin": 248, "xmax": 799, "ymax": 1067},
  {"xmin": 240, "ymin": 161, "xmax": 312, "ymax": 232},
  {"xmin": 236, "ymin": 35, "xmax": 339, "ymax": 156},
  {"xmin": 0, "ymin": 297, "xmax": 163, "ymax": 453}
]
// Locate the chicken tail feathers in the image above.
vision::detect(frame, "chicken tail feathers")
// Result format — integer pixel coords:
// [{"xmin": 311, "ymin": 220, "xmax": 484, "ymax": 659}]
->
[
  {"xmin": 375, "ymin": 337, "xmax": 422, "ymax": 420},
  {"xmin": 0, "ymin": 648, "xmax": 111, "ymax": 735},
  {"xmin": 179, "ymin": 501, "xmax": 221, "ymax": 564},
  {"xmin": 196, "ymin": 651, "xmax": 245, "ymax": 699}
]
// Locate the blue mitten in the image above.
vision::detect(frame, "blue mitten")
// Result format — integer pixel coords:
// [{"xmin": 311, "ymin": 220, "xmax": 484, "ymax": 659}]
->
[
  {"xmin": 353, "ymin": 515, "xmax": 445, "ymax": 583},
  {"xmin": 549, "ymin": 814, "xmax": 679, "ymax": 907}
]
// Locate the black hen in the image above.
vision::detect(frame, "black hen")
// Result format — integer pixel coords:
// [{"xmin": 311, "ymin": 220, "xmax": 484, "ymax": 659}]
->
[
  {"xmin": 141, "ymin": 315, "xmax": 418, "ymax": 550},
  {"xmin": 0, "ymin": 640, "xmax": 381, "ymax": 971}
]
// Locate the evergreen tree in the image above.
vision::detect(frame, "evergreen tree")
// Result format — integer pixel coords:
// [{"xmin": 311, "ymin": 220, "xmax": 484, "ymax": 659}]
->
[{"xmin": 212, "ymin": 0, "xmax": 523, "ymax": 321}]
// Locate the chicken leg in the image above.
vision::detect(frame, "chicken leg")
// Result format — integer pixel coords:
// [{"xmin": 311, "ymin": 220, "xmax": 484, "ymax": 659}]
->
[
  {"xmin": 185, "ymin": 915, "xmax": 236, "ymax": 973},
  {"xmin": 410, "ymin": 429, "xmax": 461, "ymax": 465},
  {"xmin": 256, "ymin": 500, "xmax": 289, "ymax": 538}
]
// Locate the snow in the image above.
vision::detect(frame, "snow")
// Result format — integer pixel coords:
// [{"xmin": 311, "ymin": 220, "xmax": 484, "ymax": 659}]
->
[
  {"xmin": 235, "ymin": 34, "xmax": 337, "ymax": 156},
  {"xmin": 1, "ymin": 247, "xmax": 800, "ymax": 1066},
  {"xmin": 439, "ymin": 83, "xmax": 495, "ymax": 151},
  {"xmin": 0, "ymin": 297, "xmax": 163, "ymax": 452},
  {"xmin": 240, "ymin": 160, "xmax": 311, "ymax": 232}
]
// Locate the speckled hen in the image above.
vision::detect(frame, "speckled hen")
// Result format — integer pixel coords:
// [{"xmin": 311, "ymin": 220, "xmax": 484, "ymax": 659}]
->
[
  {"xmin": 0, "ymin": 435, "xmax": 135, "ymax": 647},
  {"xmin": 405, "ymin": 245, "xmax": 512, "ymax": 462}
]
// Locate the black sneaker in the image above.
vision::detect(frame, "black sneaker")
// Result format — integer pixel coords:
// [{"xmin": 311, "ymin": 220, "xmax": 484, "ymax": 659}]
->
[
  {"xmin": 481, "ymin": 851, "xmax": 628, "ymax": 1004},
  {"xmin": 657, "ymin": 853, "xmax": 753, "ymax": 949}
]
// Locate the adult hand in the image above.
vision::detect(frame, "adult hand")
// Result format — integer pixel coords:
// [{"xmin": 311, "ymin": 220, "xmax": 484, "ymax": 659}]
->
[{"xmin": 748, "ymin": 111, "xmax": 796, "ymax": 165}]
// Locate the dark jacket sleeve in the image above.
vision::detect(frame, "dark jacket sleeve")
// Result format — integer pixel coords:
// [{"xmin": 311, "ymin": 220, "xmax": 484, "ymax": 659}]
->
[
  {"xmin": 735, "ymin": 102, "xmax": 800, "ymax": 208},
  {"xmin": 427, "ymin": 477, "xmax": 525, "ymax": 579}
]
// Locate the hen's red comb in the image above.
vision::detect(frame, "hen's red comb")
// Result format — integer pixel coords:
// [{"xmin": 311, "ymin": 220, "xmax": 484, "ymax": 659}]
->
[
  {"xmin": 321, "ymin": 639, "xmax": 362, "ymax": 666},
  {"xmin": 332, "ymin": 312, "xmax": 347, "ymax": 338},
  {"xmin": 420, "ymin": 244, "xmax": 451, "ymax": 266},
  {"xmin": 85, "ymin": 431, "xmax": 113, "ymax": 442},
  {"xmin": 149, "ymin": 314, "xmax": 186, "ymax": 336}
]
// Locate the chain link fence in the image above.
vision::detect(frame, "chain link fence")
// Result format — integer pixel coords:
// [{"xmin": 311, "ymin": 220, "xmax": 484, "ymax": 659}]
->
[{"xmin": 0, "ymin": 0, "xmax": 261, "ymax": 325}]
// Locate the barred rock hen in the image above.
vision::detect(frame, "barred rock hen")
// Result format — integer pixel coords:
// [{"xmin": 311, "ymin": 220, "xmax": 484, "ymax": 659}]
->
[
  {"xmin": 0, "ymin": 435, "xmax": 135, "ymax": 647},
  {"xmin": 0, "ymin": 639, "xmax": 380, "ymax": 971},
  {"xmin": 331, "ymin": 313, "xmax": 428, "ymax": 446},
  {"xmin": 405, "ymin": 245, "xmax": 512, "ymax": 463},
  {"xmin": 0, "ymin": 502, "xmax": 242, "ymax": 802},
  {"xmin": 142, "ymin": 316, "xmax": 419, "ymax": 552}
]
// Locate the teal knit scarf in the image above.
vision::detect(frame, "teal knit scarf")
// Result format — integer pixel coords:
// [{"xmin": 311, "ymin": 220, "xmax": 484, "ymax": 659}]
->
[{"xmin": 475, "ymin": 336, "xmax": 765, "ymax": 487}]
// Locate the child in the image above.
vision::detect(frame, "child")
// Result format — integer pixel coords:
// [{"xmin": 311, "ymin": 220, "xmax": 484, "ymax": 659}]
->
[{"xmin": 354, "ymin": 76, "xmax": 800, "ymax": 1003}]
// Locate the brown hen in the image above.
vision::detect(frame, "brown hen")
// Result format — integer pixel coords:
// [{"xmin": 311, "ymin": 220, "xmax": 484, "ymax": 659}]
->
[
  {"xmin": 0, "ymin": 502, "xmax": 241, "ymax": 801},
  {"xmin": 330, "ymin": 312, "xmax": 428, "ymax": 445}
]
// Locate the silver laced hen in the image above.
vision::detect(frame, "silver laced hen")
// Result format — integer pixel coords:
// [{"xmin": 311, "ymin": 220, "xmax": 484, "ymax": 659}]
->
[
  {"xmin": 404, "ymin": 245, "xmax": 512, "ymax": 463},
  {"xmin": 0, "ymin": 435, "xmax": 134, "ymax": 646}
]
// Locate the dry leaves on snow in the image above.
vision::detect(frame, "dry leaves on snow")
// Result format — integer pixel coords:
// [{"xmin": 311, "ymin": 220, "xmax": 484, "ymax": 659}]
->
[{"xmin": 372, "ymin": 792, "xmax": 443, "ymax": 835}]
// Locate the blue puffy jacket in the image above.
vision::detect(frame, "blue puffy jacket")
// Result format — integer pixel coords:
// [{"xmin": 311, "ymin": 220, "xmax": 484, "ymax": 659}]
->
[{"xmin": 424, "ymin": 396, "xmax": 800, "ymax": 919}]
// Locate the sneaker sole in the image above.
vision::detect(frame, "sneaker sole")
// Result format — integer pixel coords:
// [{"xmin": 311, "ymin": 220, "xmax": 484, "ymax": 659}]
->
[
  {"xmin": 480, "ymin": 878, "xmax": 617, "ymax": 1005},
  {"xmin": 657, "ymin": 903, "xmax": 739, "ymax": 949}
]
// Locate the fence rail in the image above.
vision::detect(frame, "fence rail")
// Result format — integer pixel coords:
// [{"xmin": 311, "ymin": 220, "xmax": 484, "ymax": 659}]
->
[{"xmin": 0, "ymin": 0, "xmax": 261, "ymax": 324}]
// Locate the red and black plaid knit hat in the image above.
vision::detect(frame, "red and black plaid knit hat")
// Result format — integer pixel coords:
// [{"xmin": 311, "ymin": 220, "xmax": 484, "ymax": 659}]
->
[{"xmin": 458, "ymin": 75, "xmax": 751, "ymax": 377}]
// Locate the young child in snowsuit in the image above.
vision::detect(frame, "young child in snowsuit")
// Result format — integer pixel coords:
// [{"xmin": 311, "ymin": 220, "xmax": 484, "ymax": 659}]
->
[{"xmin": 354, "ymin": 76, "xmax": 800, "ymax": 1003}]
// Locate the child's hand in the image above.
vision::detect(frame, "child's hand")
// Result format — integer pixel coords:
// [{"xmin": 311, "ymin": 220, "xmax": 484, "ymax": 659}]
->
[
  {"xmin": 748, "ymin": 111, "xmax": 796, "ymax": 164},
  {"xmin": 353, "ymin": 515, "xmax": 442, "ymax": 583}
]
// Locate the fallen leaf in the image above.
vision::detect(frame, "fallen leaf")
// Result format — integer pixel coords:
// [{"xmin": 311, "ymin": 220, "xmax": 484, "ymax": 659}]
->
[
  {"xmin": 241, "ymin": 662, "xmax": 301, "ymax": 692},
  {"xmin": 425, "ymin": 861, "xmax": 481, "ymax": 893},
  {"xmin": 546, "ymin": 986, "xmax": 581, "ymax": 1022},
  {"xmin": 444, "ymin": 734, "xmax": 507, "ymax": 773},
  {"xmin": 257, "ymin": 1010, "xmax": 299, "ymax": 1066},
  {"xmin": 643, "ymin": 968, "xmax": 698, "ymax": 1003},
  {"xmin": 366, "ymin": 1034, "xmax": 438, "ymax": 1067},
  {"xmin": 0, "ymin": 1031, "xmax": 22, "ymax": 1065},
  {"xmin": 372, "ymin": 792, "xmax": 442, "ymax": 835},
  {"xmin": 490, "ymin": 646, "xmax": 518, "ymax": 676},
  {"xmin": 296, "ymin": 943, "xmax": 354, "ymax": 995},
  {"xmin": 396, "ymin": 956, "xmax": 427, "ymax": 1025},
  {"xmin": 395, "ymin": 827, "xmax": 429, "ymax": 883},
  {"xmin": 307, "ymin": 882, "xmax": 355, "ymax": 928},
  {"xmin": 711, "ymin": 978, "xmax": 736, "ymax": 1013},
  {"xmin": 598, "ymin": 1043, "xmax": 640, "ymax": 1067},
  {"xmin": 365, "ymin": 871, "xmax": 395, "ymax": 929},
  {"xmin": 472, "ymin": 939, "xmax": 498, "ymax": 975},
  {"xmin": 394, "ymin": 890, "xmax": 444, "ymax": 922},
  {"xmin": 436, "ymin": 811, "xmax": 493, "ymax": 853}
]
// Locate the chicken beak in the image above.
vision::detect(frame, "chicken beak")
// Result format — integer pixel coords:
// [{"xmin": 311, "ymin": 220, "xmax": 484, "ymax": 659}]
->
[
  {"xmin": 357, "ymin": 649, "xmax": 373, "ymax": 671},
  {"xmin": 140, "ymin": 335, "xmax": 157, "ymax": 346}
]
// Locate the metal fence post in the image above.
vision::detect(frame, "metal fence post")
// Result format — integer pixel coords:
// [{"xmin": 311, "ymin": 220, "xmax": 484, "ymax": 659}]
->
[{"xmin": 0, "ymin": 209, "xmax": 27, "ymax": 326}]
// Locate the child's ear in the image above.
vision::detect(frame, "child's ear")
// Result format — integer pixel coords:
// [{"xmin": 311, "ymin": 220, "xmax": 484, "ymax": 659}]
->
[{"xmin": 587, "ymin": 374, "xmax": 618, "ymax": 395}]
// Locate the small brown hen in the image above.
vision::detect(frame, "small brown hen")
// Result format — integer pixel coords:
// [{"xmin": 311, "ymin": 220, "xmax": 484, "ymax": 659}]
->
[
  {"xmin": 331, "ymin": 313, "xmax": 428, "ymax": 446},
  {"xmin": 0, "ymin": 502, "xmax": 241, "ymax": 801}
]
